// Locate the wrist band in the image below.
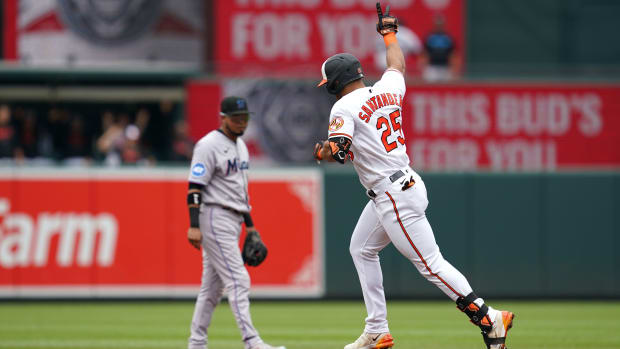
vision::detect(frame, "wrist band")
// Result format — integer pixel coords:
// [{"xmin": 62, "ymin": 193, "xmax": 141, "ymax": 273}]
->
[
  {"xmin": 315, "ymin": 144, "xmax": 323, "ymax": 161},
  {"xmin": 383, "ymin": 33, "xmax": 397, "ymax": 47},
  {"xmin": 189, "ymin": 207, "xmax": 200, "ymax": 228},
  {"xmin": 243, "ymin": 212, "xmax": 254, "ymax": 227}
]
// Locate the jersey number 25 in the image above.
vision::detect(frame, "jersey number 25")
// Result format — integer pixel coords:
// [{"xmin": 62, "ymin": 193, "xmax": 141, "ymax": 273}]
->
[{"xmin": 376, "ymin": 110, "xmax": 405, "ymax": 152}]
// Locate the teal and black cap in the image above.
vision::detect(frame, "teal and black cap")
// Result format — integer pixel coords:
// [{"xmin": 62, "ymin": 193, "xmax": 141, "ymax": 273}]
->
[{"xmin": 220, "ymin": 96, "xmax": 253, "ymax": 116}]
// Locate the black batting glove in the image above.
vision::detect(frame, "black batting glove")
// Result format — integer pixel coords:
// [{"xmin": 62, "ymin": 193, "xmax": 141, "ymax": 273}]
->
[{"xmin": 376, "ymin": 2, "xmax": 399, "ymax": 35}]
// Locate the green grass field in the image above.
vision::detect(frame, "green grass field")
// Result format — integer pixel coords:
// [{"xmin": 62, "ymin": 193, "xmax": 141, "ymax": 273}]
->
[{"xmin": 1, "ymin": 300, "xmax": 619, "ymax": 348}]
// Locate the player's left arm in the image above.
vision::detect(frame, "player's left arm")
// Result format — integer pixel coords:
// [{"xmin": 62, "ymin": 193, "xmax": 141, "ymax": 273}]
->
[
  {"xmin": 242, "ymin": 212, "xmax": 257, "ymax": 232},
  {"xmin": 376, "ymin": 2, "xmax": 405, "ymax": 75},
  {"xmin": 241, "ymin": 211, "xmax": 268, "ymax": 266}
]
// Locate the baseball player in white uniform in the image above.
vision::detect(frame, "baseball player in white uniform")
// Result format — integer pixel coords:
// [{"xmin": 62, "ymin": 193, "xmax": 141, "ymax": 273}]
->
[
  {"xmin": 313, "ymin": 4, "xmax": 514, "ymax": 349},
  {"xmin": 186, "ymin": 96, "xmax": 285, "ymax": 349}
]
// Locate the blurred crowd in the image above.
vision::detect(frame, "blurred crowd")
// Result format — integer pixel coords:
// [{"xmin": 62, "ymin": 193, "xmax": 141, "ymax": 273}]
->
[{"xmin": 0, "ymin": 101, "xmax": 194, "ymax": 166}]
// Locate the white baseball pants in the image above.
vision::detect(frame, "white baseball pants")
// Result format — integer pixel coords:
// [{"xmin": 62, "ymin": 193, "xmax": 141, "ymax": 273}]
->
[
  {"xmin": 188, "ymin": 206, "xmax": 261, "ymax": 349},
  {"xmin": 349, "ymin": 169, "xmax": 474, "ymax": 333}
]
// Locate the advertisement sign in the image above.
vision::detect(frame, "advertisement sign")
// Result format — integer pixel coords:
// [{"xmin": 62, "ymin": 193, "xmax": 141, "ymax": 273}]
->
[
  {"xmin": 186, "ymin": 80, "xmax": 620, "ymax": 169},
  {"xmin": 403, "ymin": 84, "xmax": 620, "ymax": 170},
  {"xmin": 186, "ymin": 81, "xmax": 222, "ymax": 142},
  {"xmin": 2, "ymin": 0, "xmax": 18, "ymax": 60},
  {"xmin": 214, "ymin": 0, "xmax": 464, "ymax": 76},
  {"xmin": 0, "ymin": 168, "xmax": 324, "ymax": 298}
]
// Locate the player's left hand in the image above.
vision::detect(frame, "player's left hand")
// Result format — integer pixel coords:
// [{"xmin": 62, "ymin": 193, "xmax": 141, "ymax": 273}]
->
[
  {"xmin": 376, "ymin": 2, "xmax": 398, "ymax": 35},
  {"xmin": 187, "ymin": 227, "xmax": 202, "ymax": 250},
  {"xmin": 242, "ymin": 230, "xmax": 268, "ymax": 267}
]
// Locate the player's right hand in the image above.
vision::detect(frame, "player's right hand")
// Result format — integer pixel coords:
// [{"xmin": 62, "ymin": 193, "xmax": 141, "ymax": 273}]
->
[
  {"xmin": 313, "ymin": 141, "xmax": 324, "ymax": 162},
  {"xmin": 187, "ymin": 227, "xmax": 202, "ymax": 250},
  {"xmin": 313, "ymin": 140, "xmax": 332, "ymax": 163},
  {"xmin": 376, "ymin": 2, "xmax": 398, "ymax": 35}
]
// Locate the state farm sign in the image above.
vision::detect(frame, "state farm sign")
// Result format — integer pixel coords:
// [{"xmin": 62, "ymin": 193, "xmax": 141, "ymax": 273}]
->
[
  {"xmin": 0, "ymin": 198, "xmax": 118, "ymax": 268},
  {"xmin": 0, "ymin": 169, "xmax": 324, "ymax": 298}
]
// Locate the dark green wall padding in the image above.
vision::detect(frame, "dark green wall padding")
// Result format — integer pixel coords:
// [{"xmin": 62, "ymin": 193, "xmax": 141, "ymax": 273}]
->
[
  {"xmin": 466, "ymin": 0, "xmax": 620, "ymax": 78},
  {"xmin": 323, "ymin": 169, "xmax": 619, "ymax": 298}
]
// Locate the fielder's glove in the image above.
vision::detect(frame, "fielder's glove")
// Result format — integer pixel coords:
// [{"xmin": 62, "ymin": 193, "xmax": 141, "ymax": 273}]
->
[
  {"xmin": 242, "ymin": 230, "xmax": 268, "ymax": 267},
  {"xmin": 376, "ymin": 2, "xmax": 398, "ymax": 35}
]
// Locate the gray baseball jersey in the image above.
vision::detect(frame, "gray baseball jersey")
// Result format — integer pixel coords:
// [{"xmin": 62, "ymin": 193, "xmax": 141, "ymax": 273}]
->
[{"xmin": 188, "ymin": 130, "xmax": 250, "ymax": 213}]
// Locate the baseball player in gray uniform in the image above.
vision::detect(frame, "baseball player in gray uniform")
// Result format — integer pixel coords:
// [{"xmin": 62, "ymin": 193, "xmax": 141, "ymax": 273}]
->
[{"xmin": 186, "ymin": 96, "xmax": 285, "ymax": 349}]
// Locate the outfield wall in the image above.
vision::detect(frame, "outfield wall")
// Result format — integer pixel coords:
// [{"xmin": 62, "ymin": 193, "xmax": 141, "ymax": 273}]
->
[
  {"xmin": 0, "ymin": 168, "xmax": 617, "ymax": 299},
  {"xmin": 0, "ymin": 168, "xmax": 324, "ymax": 298},
  {"xmin": 324, "ymin": 169, "xmax": 620, "ymax": 298}
]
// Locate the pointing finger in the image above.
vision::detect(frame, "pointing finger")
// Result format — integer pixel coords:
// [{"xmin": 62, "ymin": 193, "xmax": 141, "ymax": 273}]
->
[
  {"xmin": 376, "ymin": 2, "xmax": 383, "ymax": 17},
  {"xmin": 385, "ymin": 5, "xmax": 390, "ymax": 16}
]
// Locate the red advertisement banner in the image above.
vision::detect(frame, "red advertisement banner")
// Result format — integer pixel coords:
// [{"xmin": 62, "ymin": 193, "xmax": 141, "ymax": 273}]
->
[
  {"xmin": 402, "ymin": 84, "xmax": 620, "ymax": 170},
  {"xmin": 3, "ymin": 0, "xmax": 18, "ymax": 60},
  {"xmin": 186, "ymin": 80, "xmax": 620, "ymax": 169},
  {"xmin": 214, "ymin": 0, "xmax": 464, "ymax": 77},
  {"xmin": 0, "ymin": 169, "xmax": 324, "ymax": 298},
  {"xmin": 186, "ymin": 81, "xmax": 222, "ymax": 142}
]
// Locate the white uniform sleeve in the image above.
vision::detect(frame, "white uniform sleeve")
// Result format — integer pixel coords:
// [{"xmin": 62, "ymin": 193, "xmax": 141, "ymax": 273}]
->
[
  {"xmin": 188, "ymin": 141, "xmax": 215, "ymax": 185},
  {"xmin": 373, "ymin": 69, "xmax": 406, "ymax": 97},
  {"xmin": 327, "ymin": 105, "xmax": 354, "ymax": 141}
]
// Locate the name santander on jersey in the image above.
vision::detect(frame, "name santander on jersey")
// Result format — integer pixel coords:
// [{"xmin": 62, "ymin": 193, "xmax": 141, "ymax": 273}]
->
[
  {"xmin": 357, "ymin": 92, "xmax": 403, "ymax": 124},
  {"xmin": 327, "ymin": 69, "xmax": 409, "ymax": 190}
]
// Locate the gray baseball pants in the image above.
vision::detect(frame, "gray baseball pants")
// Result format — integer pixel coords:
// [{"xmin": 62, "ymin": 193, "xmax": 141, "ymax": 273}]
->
[{"xmin": 188, "ymin": 205, "xmax": 261, "ymax": 349}]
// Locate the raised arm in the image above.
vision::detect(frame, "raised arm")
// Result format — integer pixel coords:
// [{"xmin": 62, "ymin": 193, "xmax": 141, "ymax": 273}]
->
[
  {"xmin": 376, "ymin": 2, "xmax": 405, "ymax": 74},
  {"xmin": 385, "ymin": 35, "xmax": 405, "ymax": 74}
]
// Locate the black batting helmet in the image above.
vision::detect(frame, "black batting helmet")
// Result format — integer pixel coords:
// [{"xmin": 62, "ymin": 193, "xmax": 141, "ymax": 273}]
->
[{"xmin": 317, "ymin": 53, "xmax": 364, "ymax": 95}]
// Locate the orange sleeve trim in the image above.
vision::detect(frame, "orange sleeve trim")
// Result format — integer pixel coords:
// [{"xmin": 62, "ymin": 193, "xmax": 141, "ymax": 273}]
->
[
  {"xmin": 383, "ymin": 32, "xmax": 397, "ymax": 47},
  {"xmin": 329, "ymin": 132, "xmax": 353, "ymax": 140}
]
